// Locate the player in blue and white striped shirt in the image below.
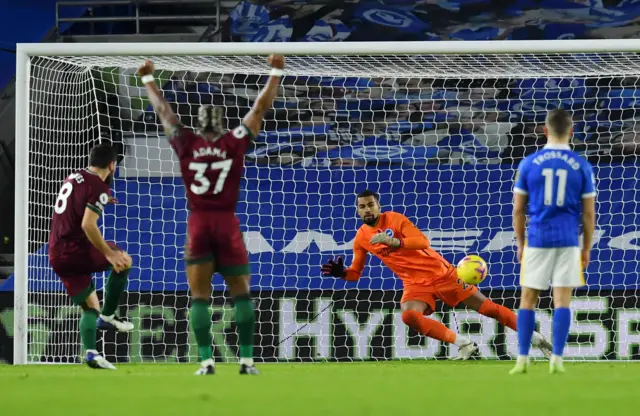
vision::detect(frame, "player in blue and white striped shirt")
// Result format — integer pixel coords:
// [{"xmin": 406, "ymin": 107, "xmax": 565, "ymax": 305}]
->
[{"xmin": 510, "ymin": 109, "xmax": 596, "ymax": 374}]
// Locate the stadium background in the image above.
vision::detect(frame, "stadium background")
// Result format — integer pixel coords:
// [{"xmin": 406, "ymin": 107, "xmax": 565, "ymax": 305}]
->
[{"xmin": 0, "ymin": 0, "xmax": 639, "ymax": 364}]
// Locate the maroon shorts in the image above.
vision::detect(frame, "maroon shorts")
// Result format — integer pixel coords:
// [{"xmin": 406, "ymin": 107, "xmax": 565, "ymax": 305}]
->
[
  {"xmin": 49, "ymin": 242, "xmax": 118, "ymax": 304},
  {"xmin": 185, "ymin": 210, "xmax": 249, "ymax": 276}
]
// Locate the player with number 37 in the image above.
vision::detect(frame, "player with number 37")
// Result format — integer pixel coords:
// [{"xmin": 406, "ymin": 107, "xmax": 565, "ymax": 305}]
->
[{"xmin": 138, "ymin": 54, "xmax": 285, "ymax": 376}]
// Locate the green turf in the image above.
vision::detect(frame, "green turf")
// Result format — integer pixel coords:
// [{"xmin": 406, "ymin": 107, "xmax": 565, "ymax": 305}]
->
[{"xmin": 1, "ymin": 361, "xmax": 638, "ymax": 416}]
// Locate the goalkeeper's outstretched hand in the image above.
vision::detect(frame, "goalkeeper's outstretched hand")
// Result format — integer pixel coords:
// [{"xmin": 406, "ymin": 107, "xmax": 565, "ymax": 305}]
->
[{"xmin": 322, "ymin": 256, "xmax": 345, "ymax": 278}]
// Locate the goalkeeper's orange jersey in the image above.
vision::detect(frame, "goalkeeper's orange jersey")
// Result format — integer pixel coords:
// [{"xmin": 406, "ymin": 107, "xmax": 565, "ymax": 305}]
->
[{"xmin": 346, "ymin": 211, "xmax": 452, "ymax": 286}]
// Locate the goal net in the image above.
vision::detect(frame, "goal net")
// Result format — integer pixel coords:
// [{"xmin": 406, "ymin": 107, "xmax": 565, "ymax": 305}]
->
[{"xmin": 14, "ymin": 42, "xmax": 640, "ymax": 364}]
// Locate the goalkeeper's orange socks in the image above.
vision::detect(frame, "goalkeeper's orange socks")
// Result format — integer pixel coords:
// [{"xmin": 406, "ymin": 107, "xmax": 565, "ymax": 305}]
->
[
  {"xmin": 234, "ymin": 294, "xmax": 255, "ymax": 366},
  {"xmin": 401, "ymin": 309, "xmax": 457, "ymax": 344},
  {"xmin": 80, "ymin": 308, "xmax": 99, "ymax": 351},
  {"xmin": 478, "ymin": 299, "xmax": 517, "ymax": 331},
  {"xmin": 101, "ymin": 269, "xmax": 129, "ymax": 317},
  {"xmin": 190, "ymin": 298, "xmax": 213, "ymax": 361}
]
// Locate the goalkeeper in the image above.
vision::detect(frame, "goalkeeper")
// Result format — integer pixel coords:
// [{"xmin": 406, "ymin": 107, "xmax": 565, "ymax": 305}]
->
[{"xmin": 322, "ymin": 190, "xmax": 552, "ymax": 359}]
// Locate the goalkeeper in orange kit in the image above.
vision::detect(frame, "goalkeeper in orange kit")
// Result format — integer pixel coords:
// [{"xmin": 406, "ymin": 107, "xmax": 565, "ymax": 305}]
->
[{"xmin": 322, "ymin": 190, "xmax": 552, "ymax": 359}]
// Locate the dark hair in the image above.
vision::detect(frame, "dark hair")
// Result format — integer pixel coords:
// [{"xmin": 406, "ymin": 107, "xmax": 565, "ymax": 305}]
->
[
  {"xmin": 545, "ymin": 109, "xmax": 573, "ymax": 137},
  {"xmin": 89, "ymin": 143, "xmax": 117, "ymax": 169},
  {"xmin": 357, "ymin": 189, "xmax": 379, "ymax": 201},
  {"xmin": 198, "ymin": 105, "xmax": 223, "ymax": 133}
]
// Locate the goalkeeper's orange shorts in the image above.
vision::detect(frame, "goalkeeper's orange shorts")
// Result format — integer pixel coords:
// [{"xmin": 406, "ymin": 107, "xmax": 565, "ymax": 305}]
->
[{"xmin": 401, "ymin": 267, "xmax": 478, "ymax": 314}]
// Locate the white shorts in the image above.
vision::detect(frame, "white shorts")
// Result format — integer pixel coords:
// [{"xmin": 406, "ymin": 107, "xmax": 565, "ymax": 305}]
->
[{"xmin": 520, "ymin": 246, "xmax": 585, "ymax": 290}]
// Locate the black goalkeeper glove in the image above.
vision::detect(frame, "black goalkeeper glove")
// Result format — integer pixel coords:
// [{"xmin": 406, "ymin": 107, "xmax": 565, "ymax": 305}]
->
[{"xmin": 321, "ymin": 256, "xmax": 345, "ymax": 278}]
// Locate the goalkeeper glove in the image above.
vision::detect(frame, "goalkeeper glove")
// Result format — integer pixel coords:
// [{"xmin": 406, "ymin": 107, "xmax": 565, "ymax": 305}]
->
[{"xmin": 321, "ymin": 256, "xmax": 345, "ymax": 278}]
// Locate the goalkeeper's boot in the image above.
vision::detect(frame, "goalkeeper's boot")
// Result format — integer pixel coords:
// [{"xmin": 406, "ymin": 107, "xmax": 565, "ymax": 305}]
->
[
  {"xmin": 194, "ymin": 358, "xmax": 215, "ymax": 376},
  {"xmin": 97, "ymin": 314, "xmax": 134, "ymax": 332},
  {"xmin": 85, "ymin": 350, "xmax": 116, "ymax": 370},
  {"xmin": 509, "ymin": 356, "xmax": 530, "ymax": 375},
  {"xmin": 536, "ymin": 338, "xmax": 553, "ymax": 360},
  {"xmin": 549, "ymin": 356, "xmax": 566, "ymax": 374},
  {"xmin": 531, "ymin": 331, "xmax": 552, "ymax": 359},
  {"xmin": 452, "ymin": 342, "xmax": 479, "ymax": 361}
]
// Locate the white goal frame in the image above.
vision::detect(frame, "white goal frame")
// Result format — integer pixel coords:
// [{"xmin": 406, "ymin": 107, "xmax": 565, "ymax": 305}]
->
[{"xmin": 14, "ymin": 39, "xmax": 640, "ymax": 365}]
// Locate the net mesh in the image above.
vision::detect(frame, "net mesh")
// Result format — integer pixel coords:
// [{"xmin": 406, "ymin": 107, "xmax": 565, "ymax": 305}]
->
[
  {"xmin": 52, "ymin": 52, "xmax": 640, "ymax": 77},
  {"xmin": 24, "ymin": 52, "xmax": 640, "ymax": 363}
]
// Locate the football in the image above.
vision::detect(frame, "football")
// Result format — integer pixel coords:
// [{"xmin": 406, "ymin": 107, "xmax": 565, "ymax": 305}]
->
[{"xmin": 456, "ymin": 255, "xmax": 488, "ymax": 285}]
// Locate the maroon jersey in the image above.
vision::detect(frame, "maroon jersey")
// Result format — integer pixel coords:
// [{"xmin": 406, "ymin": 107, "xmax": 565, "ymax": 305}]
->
[
  {"xmin": 169, "ymin": 124, "xmax": 252, "ymax": 211},
  {"xmin": 48, "ymin": 170, "xmax": 110, "ymax": 256}
]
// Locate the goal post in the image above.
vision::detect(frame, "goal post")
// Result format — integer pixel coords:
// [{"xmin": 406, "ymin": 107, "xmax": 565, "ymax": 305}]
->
[
  {"xmin": 13, "ymin": 40, "xmax": 640, "ymax": 365},
  {"xmin": 14, "ymin": 39, "xmax": 640, "ymax": 55},
  {"xmin": 14, "ymin": 44, "xmax": 30, "ymax": 366}
]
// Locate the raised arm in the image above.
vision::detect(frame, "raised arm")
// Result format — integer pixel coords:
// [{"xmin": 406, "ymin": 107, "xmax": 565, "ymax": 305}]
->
[
  {"xmin": 242, "ymin": 54, "xmax": 285, "ymax": 138},
  {"xmin": 137, "ymin": 60, "xmax": 180, "ymax": 136}
]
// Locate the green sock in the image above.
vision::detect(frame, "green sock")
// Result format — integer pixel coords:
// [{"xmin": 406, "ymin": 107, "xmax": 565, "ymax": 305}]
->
[
  {"xmin": 80, "ymin": 309, "xmax": 99, "ymax": 351},
  {"xmin": 101, "ymin": 269, "xmax": 129, "ymax": 317},
  {"xmin": 190, "ymin": 299, "xmax": 212, "ymax": 361},
  {"xmin": 234, "ymin": 295, "xmax": 255, "ymax": 359}
]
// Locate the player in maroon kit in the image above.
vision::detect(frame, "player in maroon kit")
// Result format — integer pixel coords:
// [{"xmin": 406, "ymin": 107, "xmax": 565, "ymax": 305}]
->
[
  {"xmin": 48, "ymin": 143, "xmax": 134, "ymax": 370},
  {"xmin": 138, "ymin": 54, "xmax": 284, "ymax": 375}
]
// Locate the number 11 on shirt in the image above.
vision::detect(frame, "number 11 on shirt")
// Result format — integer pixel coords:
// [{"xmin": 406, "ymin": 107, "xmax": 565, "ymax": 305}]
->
[
  {"xmin": 541, "ymin": 168, "xmax": 567, "ymax": 206},
  {"xmin": 511, "ymin": 109, "xmax": 597, "ymax": 375}
]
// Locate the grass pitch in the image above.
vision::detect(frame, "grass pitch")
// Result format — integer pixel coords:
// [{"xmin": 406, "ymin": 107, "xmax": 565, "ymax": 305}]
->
[{"xmin": 1, "ymin": 361, "xmax": 638, "ymax": 416}]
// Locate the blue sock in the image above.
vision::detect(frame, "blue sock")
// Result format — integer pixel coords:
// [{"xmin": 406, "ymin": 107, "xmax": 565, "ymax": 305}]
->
[
  {"xmin": 517, "ymin": 309, "xmax": 536, "ymax": 356},
  {"xmin": 553, "ymin": 308, "xmax": 571, "ymax": 356}
]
